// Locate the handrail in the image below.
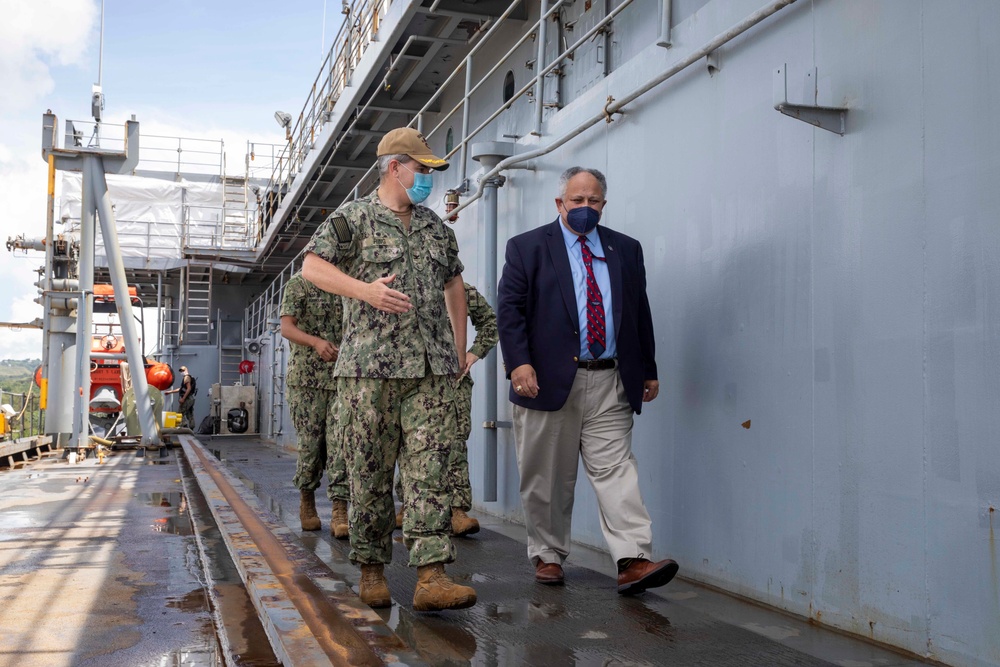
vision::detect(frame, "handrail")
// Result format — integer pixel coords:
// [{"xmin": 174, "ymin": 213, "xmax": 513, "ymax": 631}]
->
[
  {"xmin": 436, "ymin": 0, "xmax": 635, "ymax": 167},
  {"xmin": 254, "ymin": 0, "xmax": 391, "ymax": 225},
  {"xmin": 247, "ymin": 0, "xmax": 644, "ymax": 318},
  {"xmin": 65, "ymin": 119, "xmax": 225, "ymax": 175},
  {"xmin": 447, "ymin": 0, "xmax": 800, "ymax": 220},
  {"xmin": 284, "ymin": 0, "xmax": 526, "ymax": 225}
]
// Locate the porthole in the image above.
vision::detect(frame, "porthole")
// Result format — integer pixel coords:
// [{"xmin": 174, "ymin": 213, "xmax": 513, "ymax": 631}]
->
[{"xmin": 503, "ymin": 70, "xmax": 515, "ymax": 104}]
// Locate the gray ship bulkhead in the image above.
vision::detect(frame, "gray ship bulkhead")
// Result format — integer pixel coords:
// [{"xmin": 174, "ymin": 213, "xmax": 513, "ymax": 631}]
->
[
  {"xmin": 247, "ymin": 1, "xmax": 1000, "ymax": 664},
  {"xmin": 37, "ymin": 0, "xmax": 1000, "ymax": 664}
]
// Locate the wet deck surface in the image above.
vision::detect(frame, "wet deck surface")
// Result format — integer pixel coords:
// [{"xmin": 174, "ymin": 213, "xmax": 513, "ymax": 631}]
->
[
  {"xmin": 0, "ymin": 447, "xmax": 278, "ymax": 667},
  {"xmin": 211, "ymin": 437, "xmax": 935, "ymax": 667},
  {"xmin": 0, "ymin": 436, "xmax": 940, "ymax": 667}
]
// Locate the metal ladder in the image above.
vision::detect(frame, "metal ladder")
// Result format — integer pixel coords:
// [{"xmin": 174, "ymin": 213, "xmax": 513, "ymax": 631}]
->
[
  {"xmin": 182, "ymin": 263, "xmax": 212, "ymax": 344},
  {"xmin": 217, "ymin": 313, "xmax": 245, "ymax": 387},
  {"xmin": 221, "ymin": 176, "xmax": 249, "ymax": 247},
  {"xmin": 269, "ymin": 324, "xmax": 286, "ymax": 438}
]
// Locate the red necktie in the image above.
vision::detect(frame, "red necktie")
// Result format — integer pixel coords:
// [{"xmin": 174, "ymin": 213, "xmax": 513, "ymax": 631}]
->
[{"xmin": 579, "ymin": 236, "xmax": 606, "ymax": 358}]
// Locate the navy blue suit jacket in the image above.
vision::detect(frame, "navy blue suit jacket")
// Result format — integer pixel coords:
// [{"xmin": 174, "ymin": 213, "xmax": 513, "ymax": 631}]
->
[{"xmin": 497, "ymin": 220, "xmax": 657, "ymax": 414}]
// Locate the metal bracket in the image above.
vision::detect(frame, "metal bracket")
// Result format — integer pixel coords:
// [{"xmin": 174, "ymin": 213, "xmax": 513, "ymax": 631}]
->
[
  {"xmin": 773, "ymin": 64, "xmax": 847, "ymax": 136},
  {"xmin": 42, "ymin": 112, "xmax": 141, "ymax": 172},
  {"xmin": 483, "ymin": 420, "xmax": 513, "ymax": 430},
  {"xmin": 706, "ymin": 51, "xmax": 720, "ymax": 76}
]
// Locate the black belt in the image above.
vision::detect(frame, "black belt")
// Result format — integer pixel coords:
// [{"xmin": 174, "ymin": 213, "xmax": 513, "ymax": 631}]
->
[{"xmin": 578, "ymin": 358, "xmax": 617, "ymax": 370}]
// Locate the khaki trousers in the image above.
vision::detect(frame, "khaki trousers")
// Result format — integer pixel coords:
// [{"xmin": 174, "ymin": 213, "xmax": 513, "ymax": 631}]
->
[{"xmin": 513, "ymin": 367, "xmax": 653, "ymax": 566}]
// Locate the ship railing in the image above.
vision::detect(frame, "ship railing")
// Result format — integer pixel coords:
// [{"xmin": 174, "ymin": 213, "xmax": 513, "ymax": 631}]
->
[
  {"xmin": 252, "ymin": 0, "xmax": 391, "ymax": 232},
  {"xmin": 61, "ymin": 214, "xmax": 186, "ymax": 260},
  {"xmin": 302, "ymin": 0, "xmax": 637, "ymax": 212},
  {"xmin": 243, "ymin": 0, "xmax": 640, "ymax": 328},
  {"xmin": 244, "ymin": 260, "xmax": 303, "ymax": 342},
  {"xmin": 62, "ymin": 119, "xmax": 225, "ymax": 177},
  {"xmin": 183, "ymin": 204, "xmax": 257, "ymax": 252},
  {"xmin": 152, "ymin": 305, "xmax": 182, "ymax": 359},
  {"xmin": 0, "ymin": 389, "xmax": 44, "ymax": 442}
]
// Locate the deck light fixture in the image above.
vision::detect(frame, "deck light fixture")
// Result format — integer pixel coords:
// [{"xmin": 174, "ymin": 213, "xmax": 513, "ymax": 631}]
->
[{"xmin": 274, "ymin": 111, "xmax": 293, "ymax": 141}]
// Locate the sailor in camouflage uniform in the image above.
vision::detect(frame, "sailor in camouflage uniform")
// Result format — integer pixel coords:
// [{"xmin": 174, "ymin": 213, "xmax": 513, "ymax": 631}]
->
[
  {"xmin": 395, "ymin": 282, "xmax": 498, "ymax": 537},
  {"xmin": 302, "ymin": 127, "xmax": 476, "ymax": 612},
  {"xmin": 279, "ymin": 271, "xmax": 349, "ymax": 537}
]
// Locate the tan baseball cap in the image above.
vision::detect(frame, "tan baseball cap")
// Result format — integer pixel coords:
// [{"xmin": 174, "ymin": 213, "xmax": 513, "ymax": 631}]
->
[{"xmin": 377, "ymin": 127, "xmax": 450, "ymax": 171}]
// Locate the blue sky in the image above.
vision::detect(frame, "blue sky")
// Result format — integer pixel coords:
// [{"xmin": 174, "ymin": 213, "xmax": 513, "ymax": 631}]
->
[{"xmin": 0, "ymin": 0, "xmax": 347, "ymax": 360}]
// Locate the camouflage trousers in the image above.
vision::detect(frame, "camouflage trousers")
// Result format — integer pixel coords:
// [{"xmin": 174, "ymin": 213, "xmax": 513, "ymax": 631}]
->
[
  {"xmin": 336, "ymin": 374, "xmax": 457, "ymax": 567},
  {"xmin": 288, "ymin": 385, "xmax": 348, "ymax": 501},
  {"xmin": 394, "ymin": 378, "xmax": 473, "ymax": 510},
  {"xmin": 179, "ymin": 395, "xmax": 195, "ymax": 430}
]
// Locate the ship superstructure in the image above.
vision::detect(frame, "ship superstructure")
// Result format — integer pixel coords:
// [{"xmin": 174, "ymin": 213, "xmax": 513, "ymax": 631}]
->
[{"xmin": 4, "ymin": 1, "xmax": 999, "ymax": 665}]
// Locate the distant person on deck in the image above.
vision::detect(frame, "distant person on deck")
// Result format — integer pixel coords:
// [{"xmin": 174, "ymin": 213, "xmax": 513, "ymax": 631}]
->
[{"xmin": 165, "ymin": 366, "xmax": 196, "ymax": 429}]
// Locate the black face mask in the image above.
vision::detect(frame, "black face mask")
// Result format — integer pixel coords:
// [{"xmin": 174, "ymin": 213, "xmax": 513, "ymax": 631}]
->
[{"xmin": 564, "ymin": 205, "xmax": 601, "ymax": 234}]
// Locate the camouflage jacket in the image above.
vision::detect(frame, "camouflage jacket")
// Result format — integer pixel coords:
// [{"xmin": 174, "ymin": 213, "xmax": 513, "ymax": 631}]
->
[
  {"xmin": 463, "ymin": 282, "xmax": 498, "ymax": 389},
  {"xmin": 280, "ymin": 272, "xmax": 343, "ymax": 389},
  {"xmin": 304, "ymin": 191, "xmax": 464, "ymax": 378}
]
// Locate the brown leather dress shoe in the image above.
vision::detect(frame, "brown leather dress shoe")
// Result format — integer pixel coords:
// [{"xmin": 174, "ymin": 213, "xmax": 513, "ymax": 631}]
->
[
  {"xmin": 617, "ymin": 558, "xmax": 679, "ymax": 595},
  {"xmin": 535, "ymin": 561, "xmax": 564, "ymax": 585}
]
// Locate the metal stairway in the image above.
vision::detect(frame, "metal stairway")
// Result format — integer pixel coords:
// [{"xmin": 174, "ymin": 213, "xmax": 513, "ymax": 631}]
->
[
  {"xmin": 221, "ymin": 176, "xmax": 249, "ymax": 247},
  {"xmin": 218, "ymin": 315, "xmax": 245, "ymax": 387},
  {"xmin": 182, "ymin": 263, "xmax": 212, "ymax": 344}
]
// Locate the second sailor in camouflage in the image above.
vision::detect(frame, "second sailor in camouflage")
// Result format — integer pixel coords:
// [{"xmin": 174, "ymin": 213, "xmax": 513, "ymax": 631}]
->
[
  {"xmin": 303, "ymin": 127, "xmax": 477, "ymax": 612},
  {"xmin": 280, "ymin": 271, "xmax": 348, "ymax": 533},
  {"xmin": 395, "ymin": 282, "xmax": 497, "ymax": 529}
]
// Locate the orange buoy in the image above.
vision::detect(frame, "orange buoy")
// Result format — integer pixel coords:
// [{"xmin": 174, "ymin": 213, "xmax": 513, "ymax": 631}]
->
[{"xmin": 145, "ymin": 362, "xmax": 174, "ymax": 391}]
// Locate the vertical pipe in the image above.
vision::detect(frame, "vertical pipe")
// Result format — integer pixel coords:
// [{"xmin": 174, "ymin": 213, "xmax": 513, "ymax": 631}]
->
[
  {"xmin": 156, "ymin": 271, "xmax": 163, "ymax": 355},
  {"xmin": 73, "ymin": 158, "xmax": 97, "ymax": 449},
  {"xmin": 533, "ymin": 0, "xmax": 550, "ymax": 135},
  {"xmin": 40, "ymin": 155, "xmax": 55, "ymax": 412},
  {"xmin": 656, "ymin": 0, "xmax": 672, "ymax": 48},
  {"xmin": 481, "ymin": 176, "xmax": 499, "ymax": 502},
  {"xmin": 92, "ymin": 157, "xmax": 161, "ymax": 446},
  {"xmin": 459, "ymin": 56, "xmax": 472, "ymax": 186}
]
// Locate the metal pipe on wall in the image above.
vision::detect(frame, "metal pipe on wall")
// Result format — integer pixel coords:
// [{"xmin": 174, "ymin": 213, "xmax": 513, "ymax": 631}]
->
[
  {"xmin": 657, "ymin": 0, "xmax": 672, "ymax": 48},
  {"xmin": 72, "ymin": 158, "xmax": 96, "ymax": 450},
  {"xmin": 460, "ymin": 56, "xmax": 473, "ymax": 186},
  {"xmin": 471, "ymin": 141, "xmax": 515, "ymax": 502},
  {"xmin": 533, "ymin": 0, "xmax": 550, "ymax": 135},
  {"xmin": 40, "ymin": 155, "xmax": 55, "ymax": 415},
  {"xmin": 481, "ymin": 176, "xmax": 500, "ymax": 502},
  {"xmin": 448, "ymin": 0, "xmax": 798, "ymax": 219}
]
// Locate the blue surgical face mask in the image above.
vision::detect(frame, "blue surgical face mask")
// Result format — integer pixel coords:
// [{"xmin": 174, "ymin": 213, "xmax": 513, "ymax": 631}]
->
[
  {"xmin": 562, "ymin": 204, "xmax": 602, "ymax": 235},
  {"xmin": 398, "ymin": 163, "xmax": 434, "ymax": 205}
]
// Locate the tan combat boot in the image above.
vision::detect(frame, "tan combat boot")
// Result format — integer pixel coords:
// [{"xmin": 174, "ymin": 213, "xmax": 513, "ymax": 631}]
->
[
  {"xmin": 298, "ymin": 490, "xmax": 321, "ymax": 531},
  {"xmin": 331, "ymin": 499, "xmax": 349, "ymax": 540},
  {"xmin": 359, "ymin": 564, "xmax": 392, "ymax": 608},
  {"xmin": 413, "ymin": 563, "xmax": 477, "ymax": 611},
  {"xmin": 451, "ymin": 508, "xmax": 480, "ymax": 537},
  {"xmin": 395, "ymin": 508, "xmax": 403, "ymax": 530}
]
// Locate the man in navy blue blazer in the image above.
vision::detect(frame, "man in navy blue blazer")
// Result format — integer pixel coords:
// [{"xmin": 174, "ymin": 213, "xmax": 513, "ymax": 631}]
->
[{"xmin": 497, "ymin": 166, "xmax": 678, "ymax": 594}]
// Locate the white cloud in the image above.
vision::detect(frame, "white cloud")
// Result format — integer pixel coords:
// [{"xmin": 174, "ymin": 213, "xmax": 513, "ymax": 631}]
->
[
  {"xmin": 0, "ymin": 0, "xmax": 98, "ymax": 113},
  {"xmin": 0, "ymin": 0, "xmax": 98, "ymax": 313}
]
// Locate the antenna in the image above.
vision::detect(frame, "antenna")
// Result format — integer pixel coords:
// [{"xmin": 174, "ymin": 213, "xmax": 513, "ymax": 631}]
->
[
  {"xmin": 91, "ymin": 0, "xmax": 106, "ymax": 130},
  {"xmin": 321, "ymin": 0, "xmax": 328, "ymax": 62}
]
